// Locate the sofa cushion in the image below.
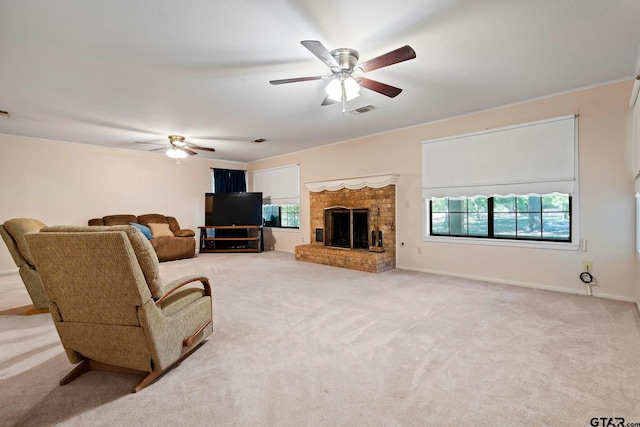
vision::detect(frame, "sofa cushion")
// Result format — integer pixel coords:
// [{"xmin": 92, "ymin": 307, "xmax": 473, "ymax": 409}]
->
[
  {"xmin": 130, "ymin": 222, "xmax": 152, "ymax": 239},
  {"xmin": 166, "ymin": 216, "xmax": 181, "ymax": 233},
  {"xmin": 174, "ymin": 229, "xmax": 196, "ymax": 237},
  {"xmin": 103, "ymin": 214, "xmax": 138, "ymax": 226},
  {"xmin": 148, "ymin": 223, "xmax": 174, "ymax": 238},
  {"xmin": 137, "ymin": 214, "xmax": 168, "ymax": 227},
  {"xmin": 150, "ymin": 235, "xmax": 196, "ymax": 262}
]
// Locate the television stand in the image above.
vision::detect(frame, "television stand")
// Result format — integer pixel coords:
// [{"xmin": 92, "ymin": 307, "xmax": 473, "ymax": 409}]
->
[{"xmin": 199, "ymin": 225, "xmax": 263, "ymax": 253}]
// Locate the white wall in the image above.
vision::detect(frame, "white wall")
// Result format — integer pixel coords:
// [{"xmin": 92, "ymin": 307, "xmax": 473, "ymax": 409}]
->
[
  {"xmin": 0, "ymin": 134, "xmax": 246, "ymax": 272},
  {"xmin": 248, "ymin": 80, "xmax": 638, "ymax": 300},
  {"xmin": 633, "ymin": 89, "xmax": 640, "ymax": 308}
]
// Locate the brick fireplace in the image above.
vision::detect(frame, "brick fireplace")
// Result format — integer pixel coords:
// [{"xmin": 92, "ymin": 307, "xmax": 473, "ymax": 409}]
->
[{"xmin": 295, "ymin": 174, "xmax": 398, "ymax": 273}]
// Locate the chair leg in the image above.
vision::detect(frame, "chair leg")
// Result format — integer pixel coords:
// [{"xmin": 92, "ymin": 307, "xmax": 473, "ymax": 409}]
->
[
  {"xmin": 133, "ymin": 341, "xmax": 206, "ymax": 393},
  {"xmin": 23, "ymin": 307, "xmax": 49, "ymax": 316},
  {"xmin": 0, "ymin": 304, "xmax": 49, "ymax": 316},
  {"xmin": 60, "ymin": 360, "xmax": 91, "ymax": 385},
  {"xmin": 60, "ymin": 359, "xmax": 147, "ymax": 386},
  {"xmin": 58, "ymin": 342, "xmax": 206, "ymax": 393}
]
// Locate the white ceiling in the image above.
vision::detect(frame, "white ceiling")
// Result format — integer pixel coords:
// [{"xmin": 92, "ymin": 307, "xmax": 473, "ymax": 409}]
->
[{"xmin": 1, "ymin": 0, "xmax": 639, "ymax": 163}]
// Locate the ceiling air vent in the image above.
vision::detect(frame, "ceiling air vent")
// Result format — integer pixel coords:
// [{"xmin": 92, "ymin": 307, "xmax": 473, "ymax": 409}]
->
[
  {"xmin": 349, "ymin": 105, "xmax": 376, "ymax": 115},
  {"xmin": 0, "ymin": 110, "xmax": 10, "ymax": 119}
]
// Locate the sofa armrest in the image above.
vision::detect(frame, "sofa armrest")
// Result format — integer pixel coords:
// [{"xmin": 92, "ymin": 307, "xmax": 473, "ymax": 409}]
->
[
  {"xmin": 174, "ymin": 229, "xmax": 195, "ymax": 238},
  {"xmin": 156, "ymin": 275, "xmax": 211, "ymax": 305}
]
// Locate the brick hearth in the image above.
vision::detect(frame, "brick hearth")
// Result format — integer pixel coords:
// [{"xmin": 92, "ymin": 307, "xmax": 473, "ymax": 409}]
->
[{"xmin": 295, "ymin": 174, "xmax": 397, "ymax": 273}]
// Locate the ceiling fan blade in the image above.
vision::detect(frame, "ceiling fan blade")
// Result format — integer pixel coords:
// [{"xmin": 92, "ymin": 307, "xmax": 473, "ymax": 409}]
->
[
  {"xmin": 356, "ymin": 45, "xmax": 416, "ymax": 73},
  {"xmin": 135, "ymin": 139, "xmax": 166, "ymax": 145},
  {"xmin": 270, "ymin": 76, "xmax": 325, "ymax": 85},
  {"xmin": 301, "ymin": 40, "xmax": 339, "ymax": 70},
  {"xmin": 359, "ymin": 77, "xmax": 403, "ymax": 98},
  {"xmin": 321, "ymin": 96, "xmax": 335, "ymax": 106},
  {"xmin": 183, "ymin": 148, "xmax": 198, "ymax": 156},
  {"xmin": 149, "ymin": 147, "xmax": 167, "ymax": 152},
  {"xmin": 187, "ymin": 145, "xmax": 216, "ymax": 152},
  {"xmin": 188, "ymin": 136, "xmax": 247, "ymax": 142}
]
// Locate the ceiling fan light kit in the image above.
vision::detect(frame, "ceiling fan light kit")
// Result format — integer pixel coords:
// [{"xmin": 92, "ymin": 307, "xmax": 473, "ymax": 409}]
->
[
  {"xmin": 270, "ymin": 40, "xmax": 416, "ymax": 113},
  {"xmin": 325, "ymin": 76, "xmax": 360, "ymax": 102},
  {"xmin": 166, "ymin": 146, "xmax": 188, "ymax": 159}
]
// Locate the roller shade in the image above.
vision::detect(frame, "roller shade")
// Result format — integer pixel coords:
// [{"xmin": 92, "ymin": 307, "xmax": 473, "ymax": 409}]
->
[
  {"xmin": 422, "ymin": 115, "xmax": 577, "ymax": 198},
  {"xmin": 253, "ymin": 164, "xmax": 300, "ymax": 205}
]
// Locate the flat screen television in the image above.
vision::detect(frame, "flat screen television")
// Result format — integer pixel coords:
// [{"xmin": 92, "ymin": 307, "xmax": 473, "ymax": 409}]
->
[{"xmin": 205, "ymin": 192, "xmax": 263, "ymax": 226}]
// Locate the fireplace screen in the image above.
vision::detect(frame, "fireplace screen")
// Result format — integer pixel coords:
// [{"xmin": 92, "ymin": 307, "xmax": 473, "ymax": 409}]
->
[{"xmin": 324, "ymin": 207, "xmax": 369, "ymax": 249}]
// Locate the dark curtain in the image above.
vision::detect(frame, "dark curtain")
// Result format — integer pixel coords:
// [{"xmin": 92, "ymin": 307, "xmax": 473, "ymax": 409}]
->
[
  {"xmin": 212, "ymin": 168, "xmax": 248, "ymax": 245},
  {"xmin": 214, "ymin": 168, "xmax": 246, "ymax": 193}
]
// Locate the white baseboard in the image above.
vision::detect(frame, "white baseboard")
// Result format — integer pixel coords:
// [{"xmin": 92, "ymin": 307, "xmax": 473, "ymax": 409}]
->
[
  {"xmin": 397, "ymin": 265, "xmax": 638, "ymax": 303},
  {"xmin": 273, "ymin": 248, "xmax": 295, "ymax": 254},
  {"xmin": 0, "ymin": 268, "xmax": 18, "ymax": 276}
]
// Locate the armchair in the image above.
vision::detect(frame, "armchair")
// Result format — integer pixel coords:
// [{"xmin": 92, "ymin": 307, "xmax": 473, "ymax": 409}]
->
[
  {"xmin": 0, "ymin": 218, "xmax": 49, "ymax": 314},
  {"xmin": 25, "ymin": 225, "xmax": 213, "ymax": 392}
]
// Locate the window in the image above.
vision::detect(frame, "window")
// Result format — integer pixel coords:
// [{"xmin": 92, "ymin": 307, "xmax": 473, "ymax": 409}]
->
[
  {"xmin": 253, "ymin": 164, "xmax": 300, "ymax": 229},
  {"xmin": 430, "ymin": 193, "xmax": 571, "ymax": 241},
  {"xmin": 422, "ymin": 115, "xmax": 578, "ymax": 247},
  {"xmin": 262, "ymin": 204, "xmax": 299, "ymax": 228}
]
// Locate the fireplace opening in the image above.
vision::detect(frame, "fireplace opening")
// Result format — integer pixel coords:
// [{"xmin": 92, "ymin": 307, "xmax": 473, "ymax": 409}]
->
[{"xmin": 324, "ymin": 207, "xmax": 369, "ymax": 249}]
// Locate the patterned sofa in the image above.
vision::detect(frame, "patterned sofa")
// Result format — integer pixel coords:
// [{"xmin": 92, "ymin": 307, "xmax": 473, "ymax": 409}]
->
[{"xmin": 88, "ymin": 214, "xmax": 195, "ymax": 262}]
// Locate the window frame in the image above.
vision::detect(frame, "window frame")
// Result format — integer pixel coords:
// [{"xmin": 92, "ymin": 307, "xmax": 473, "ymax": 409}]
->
[
  {"xmin": 262, "ymin": 204, "xmax": 300, "ymax": 229},
  {"xmin": 424, "ymin": 193, "xmax": 579, "ymax": 251},
  {"xmin": 428, "ymin": 194, "xmax": 572, "ymax": 243}
]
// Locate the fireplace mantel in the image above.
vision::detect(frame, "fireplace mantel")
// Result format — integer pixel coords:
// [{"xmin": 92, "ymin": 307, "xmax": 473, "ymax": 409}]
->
[{"xmin": 305, "ymin": 173, "xmax": 400, "ymax": 193}]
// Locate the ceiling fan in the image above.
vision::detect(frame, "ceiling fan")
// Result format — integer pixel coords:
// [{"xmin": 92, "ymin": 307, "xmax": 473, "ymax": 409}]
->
[
  {"xmin": 270, "ymin": 40, "xmax": 416, "ymax": 112},
  {"xmin": 135, "ymin": 135, "xmax": 216, "ymax": 159}
]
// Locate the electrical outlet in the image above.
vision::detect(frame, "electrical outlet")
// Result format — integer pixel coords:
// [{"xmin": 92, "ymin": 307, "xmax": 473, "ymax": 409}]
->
[
  {"xmin": 583, "ymin": 261, "xmax": 592, "ymax": 272},
  {"xmin": 417, "ymin": 247, "xmax": 422, "ymax": 254}
]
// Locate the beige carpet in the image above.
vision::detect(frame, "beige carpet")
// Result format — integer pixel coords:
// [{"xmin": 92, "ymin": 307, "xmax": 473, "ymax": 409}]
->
[{"xmin": 1, "ymin": 251, "xmax": 639, "ymax": 426}]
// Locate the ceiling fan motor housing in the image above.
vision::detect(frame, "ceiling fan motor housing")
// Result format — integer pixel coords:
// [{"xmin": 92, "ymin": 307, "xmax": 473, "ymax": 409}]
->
[
  {"xmin": 168, "ymin": 135, "xmax": 186, "ymax": 146},
  {"xmin": 331, "ymin": 48, "xmax": 359, "ymax": 72}
]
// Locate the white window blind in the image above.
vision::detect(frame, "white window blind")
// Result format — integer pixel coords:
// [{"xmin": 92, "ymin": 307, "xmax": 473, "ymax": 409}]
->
[
  {"xmin": 421, "ymin": 115, "xmax": 577, "ymax": 198},
  {"xmin": 253, "ymin": 164, "xmax": 300, "ymax": 205}
]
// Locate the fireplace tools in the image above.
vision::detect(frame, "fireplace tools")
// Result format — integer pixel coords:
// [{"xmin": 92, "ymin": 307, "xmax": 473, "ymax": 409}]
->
[{"xmin": 369, "ymin": 207, "xmax": 384, "ymax": 253}]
